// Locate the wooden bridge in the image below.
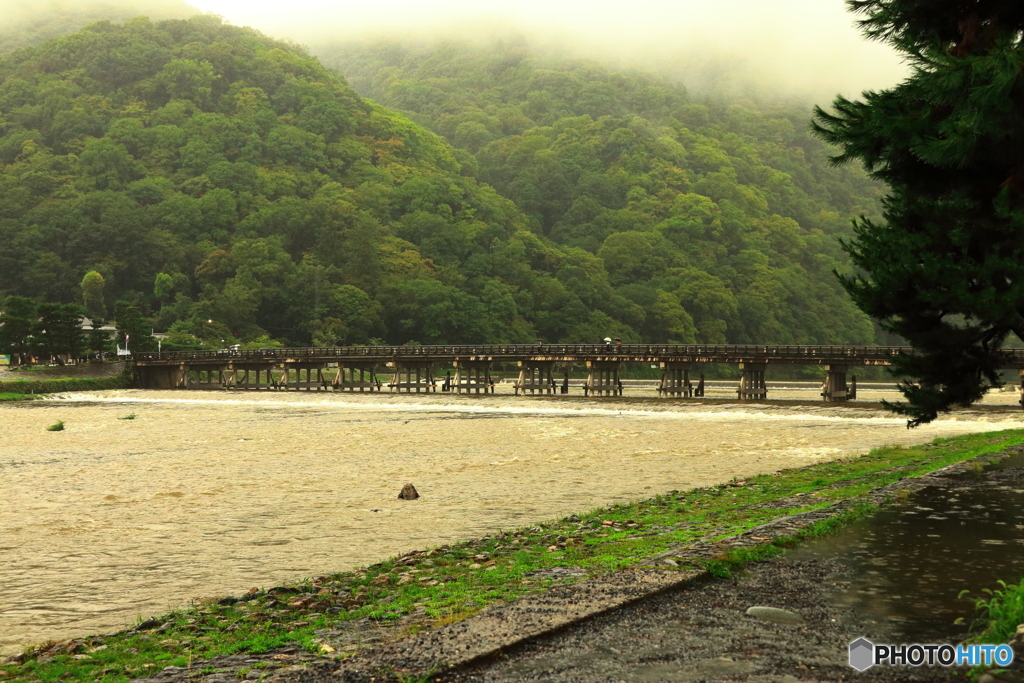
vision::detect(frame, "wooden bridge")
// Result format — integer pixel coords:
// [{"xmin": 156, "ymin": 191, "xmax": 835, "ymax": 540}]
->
[{"xmin": 129, "ymin": 344, "xmax": 1024, "ymax": 402}]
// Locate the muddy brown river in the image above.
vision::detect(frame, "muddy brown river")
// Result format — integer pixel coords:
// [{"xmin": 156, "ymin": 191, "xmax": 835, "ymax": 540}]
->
[{"xmin": 2, "ymin": 387, "xmax": 1023, "ymax": 655}]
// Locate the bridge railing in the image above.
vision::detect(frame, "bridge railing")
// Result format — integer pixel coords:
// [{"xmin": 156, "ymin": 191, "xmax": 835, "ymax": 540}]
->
[{"xmin": 131, "ymin": 343, "xmax": 920, "ymax": 364}]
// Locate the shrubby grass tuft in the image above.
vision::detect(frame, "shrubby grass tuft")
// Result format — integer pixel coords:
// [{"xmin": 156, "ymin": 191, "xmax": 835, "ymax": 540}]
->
[{"xmin": 966, "ymin": 578, "xmax": 1024, "ymax": 644}]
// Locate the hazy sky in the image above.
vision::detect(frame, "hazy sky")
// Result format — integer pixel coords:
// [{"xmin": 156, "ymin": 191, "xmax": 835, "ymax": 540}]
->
[
  {"xmin": 0, "ymin": 1, "xmax": 911, "ymax": 102},
  {"xmin": 189, "ymin": 0, "xmax": 907, "ymax": 100}
]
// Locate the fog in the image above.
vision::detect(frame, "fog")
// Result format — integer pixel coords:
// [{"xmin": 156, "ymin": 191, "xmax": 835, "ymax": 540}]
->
[
  {"xmin": 183, "ymin": 0, "xmax": 908, "ymax": 103},
  {"xmin": 0, "ymin": 0, "xmax": 910, "ymax": 103}
]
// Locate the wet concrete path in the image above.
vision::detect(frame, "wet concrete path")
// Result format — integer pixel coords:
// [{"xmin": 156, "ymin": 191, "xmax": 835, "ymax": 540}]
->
[
  {"xmin": 439, "ymin": 556, "xmax": 963, "ymax": 683},
  {"xmin": 435, "ymin": 457, "xmax": 1024, "ymax": 682}
]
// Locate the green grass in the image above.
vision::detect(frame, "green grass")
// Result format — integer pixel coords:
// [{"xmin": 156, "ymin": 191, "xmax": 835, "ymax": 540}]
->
[
  {"xmin": 0, "ymin": 372, "xmax": 130, "ymax": 396},
  {"xmin": 961, "ymin": 577, "xmax": 1024, "ymax": 679},
  {"xmin": 45, "ymin": 421, "xmax": 64, "ymax": 432},
  {"xmin": 965, "ymin": 577, "xmax": 1024, "ymax": 645},
  {"xmin": 703, "ymin": 504, "xmax": 878, "ymax": 579},
  {"xmin": 3, "ymin": 429, "xmax": 1022, "ymax": 683},
  {"xmin": 118, "ymin": 413, "xmax": 137, "ymax": 420},
  {"xmin": 0, "ymin": 392, "xmax": 39, "ymax": 402}
]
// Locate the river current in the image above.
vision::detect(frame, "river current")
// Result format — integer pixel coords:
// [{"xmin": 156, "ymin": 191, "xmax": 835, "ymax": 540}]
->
[{"xmin": 2, "ymin": 387, "xmax": 1022, "ymax": 654}]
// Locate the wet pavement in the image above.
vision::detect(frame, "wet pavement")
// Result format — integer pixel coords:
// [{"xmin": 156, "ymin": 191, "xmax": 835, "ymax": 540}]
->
[
  {"xmin": 785, "ymin": 452, "xmax": 1024, "ymax": 644},
  {"xmin": 431, "ymin": 454, "xmax": 1024, "ymax": 681},
  {"xmin": 442, "ymin": 557, "xmax": 962, "ymax": 682}
]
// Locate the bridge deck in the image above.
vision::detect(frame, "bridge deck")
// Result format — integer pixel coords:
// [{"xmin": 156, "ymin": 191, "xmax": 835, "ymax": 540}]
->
[
  {"xmin": 133, "ymin": 344, "xmax": 1024, "ymax": 368},
  {"xmin": 133, "ymin": 343, "xmax": 995, "ymax": 367}
]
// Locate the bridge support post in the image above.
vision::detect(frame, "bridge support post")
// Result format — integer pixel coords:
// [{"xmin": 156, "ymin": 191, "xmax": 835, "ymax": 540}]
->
[
  {"xmin": 334, "ymin": 362, "xmax": 380, "ymax": 392},
  {"xmin": 454, "ymin": 359, "xmax": 493, "ymax": 394},
  {"xmin": 134, "ymin": 364, "xmax": 188, "ymax": 389},
  {"xmin": 737, "ymin": 362, "xmax": 767, "ymax": 400},
  {"xmin": 278, "ymin": 363, "xmax": 328, "ymax": 391},
  {"xmin": 585, "ymin": 360, "xmax": 622, "ymax": 397},
  {"xmin": 388, "ymin": 361, "xmax": 436, "ymax": 393},
  {"xmin": 658, "ymin": 361, "xmax": 693, "ymax": 398},
  {"xmin": 515, "ymin": 360, "xmax": 555, "ymax": 395},
  {"xmin": 822, "ymin": 364, "xmax": 849, "ymax": 402},
  {"xmin": 226, "ymin": 364, "xmax": 271, "ymax": 390}
]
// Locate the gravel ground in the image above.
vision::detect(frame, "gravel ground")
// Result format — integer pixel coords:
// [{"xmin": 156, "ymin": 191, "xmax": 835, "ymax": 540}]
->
[{"xmin": 438, "ymin": 556, "xmax": 966, "ymax": 683}]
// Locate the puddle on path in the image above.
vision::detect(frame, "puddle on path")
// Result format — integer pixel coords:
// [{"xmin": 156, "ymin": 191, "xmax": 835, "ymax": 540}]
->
[{"xmin": 784, "ymin": 452, "xmax": 1024, "ymax": 643}]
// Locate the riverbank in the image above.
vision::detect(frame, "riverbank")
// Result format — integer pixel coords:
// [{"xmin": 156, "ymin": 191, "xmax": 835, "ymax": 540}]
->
[
  {"xmin": 0, "ymin": 393, "xmax": 38, "ymax": 402},
  {"xmin": 2, "ymin": 429, "xmax": 1021, "ymax": 683},
  {"xmin": 0, "ymin": 364, "xmax": 129, "ymax": 396}
]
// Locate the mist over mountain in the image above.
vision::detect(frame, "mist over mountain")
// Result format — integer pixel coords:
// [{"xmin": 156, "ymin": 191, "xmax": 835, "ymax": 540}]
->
[
  {"xmin": 186, "ymin": 0, "xmax": 908, "ymax": 104},
  {"xmin": 0, "ymin": 0, "xmax": 198, "ymax": 54},
  {"xmin": 312, "ymin": 36, "xmax": 883, "ymax": 344}
]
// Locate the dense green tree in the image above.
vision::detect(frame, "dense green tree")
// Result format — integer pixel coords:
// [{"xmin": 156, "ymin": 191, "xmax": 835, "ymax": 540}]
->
[
  {"xmin": 86, "ymin": 326, "xmax": 114, "ymax": 357},
  {"xmin": 380, "ymin": 279, "xmax": 494, "ymax": 344},
  {"xmin": 113, "ymin": 300, "xmax": 156, "ymax": 352},
  {"xmin": 34, "ymin": 302, "xmax": 84, "ymax": 362},
  {"xmin": 0, "ymin": 295, "xmax": 36, "ymax": 365},
  {"xmin": 0, "ymin": 0, "xmax": 197, "ymax": 54},
  {"xmin": 81, "ymin": 270, "xmax": 107, "ymax": 320},
  {"xmin": 299, "ymin": 282, "xmax": 383, "ymax": 346},
  {"xmin": 153, "ymin": 273, "xmax": 175, "ymax": 303},
  {"xmin": 812, "ymin": 0, "xmax": 1024, "ymax": 425}
]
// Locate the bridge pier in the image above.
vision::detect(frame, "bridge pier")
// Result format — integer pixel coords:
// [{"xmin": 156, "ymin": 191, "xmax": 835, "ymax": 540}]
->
[
  {"xmin": 585, "ymin": 360, "xmax": 622, "ymax": 397},
  {"xmin": 223, "ymin": 364, "xmax": 277, "ymax": 390},
  {"xmin": 658, "ymin": 361, "xmax": 693, "ymax": 398},
  {"xmin": 737, "ymin": 362, "xmax": 767, "ymax": 400},
  {"xmin": 333, "ymin": 362, "xmax": 380, "ymax": 392},
  {"xmin": 821, "ymin": 364, "xmax": 849, "ymax": 402},
  {"xmin": 454, "ymin": 359, "xmax": 493, "ymax": 394},
  {"xmin": 388, "ymin": 361, "xmax": 436, "ymax": 393},
  {"xmin": 515, "ymin": 360, "xmax": 555, "ymax": 395},
  {"xmin": 187, "ymin": 366, "xmax": 229, "ymax": 389},
  {"xmin": 134, "ymin": 363, "xmax": 187, "ymax": 389},
  {"xmin": 277, "ymin": 363, "xmax": 329, "ymax": 391},
  {"xmin": 199, "ymin": 368, "xmax": 217, "ymax": 388}
]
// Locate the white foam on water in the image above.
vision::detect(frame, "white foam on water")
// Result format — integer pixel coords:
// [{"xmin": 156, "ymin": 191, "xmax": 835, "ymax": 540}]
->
[{"xmin": 41, "ymin": 392, "xmax": 1024, "ymax": 429}]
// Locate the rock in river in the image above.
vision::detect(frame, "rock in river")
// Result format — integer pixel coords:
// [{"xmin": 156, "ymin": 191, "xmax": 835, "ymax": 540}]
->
[{"xmin": 398, "ymin": 484, "xmax": 420, "ymax": 500}]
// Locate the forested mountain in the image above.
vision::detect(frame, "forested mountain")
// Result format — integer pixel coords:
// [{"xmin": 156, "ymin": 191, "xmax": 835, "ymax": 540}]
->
[
  {"xmin": 315, "ymin": 39, "xmax": 885, "ymax": 345},
  {"xmin": 0, "ymin": 0, "xmax": 197, "ymax": 54},
  {"xmin": 0, "ymin": 15, "xmax": 884, "ymax": 348},
  {"xmin": 0, "ymin": 17, "xmax": 575, "ymax": 346}
]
